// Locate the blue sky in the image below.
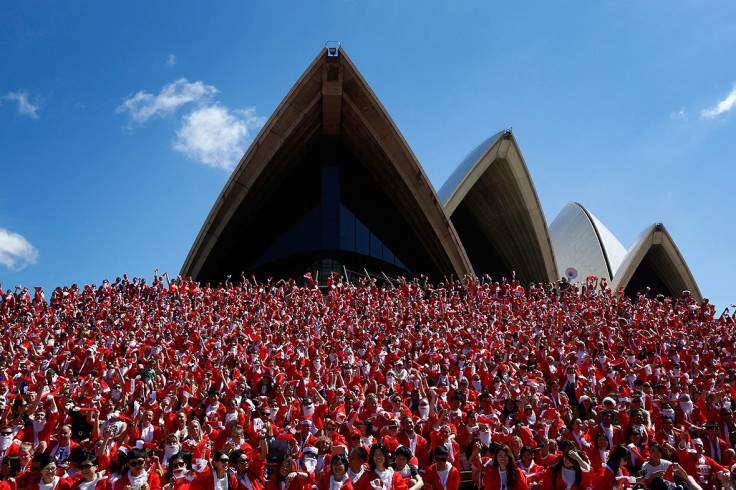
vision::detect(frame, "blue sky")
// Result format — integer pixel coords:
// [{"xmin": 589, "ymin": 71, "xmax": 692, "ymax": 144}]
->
[{"xmin": 1, "ymin": 1, "xmax": 735, "ymax": 308}]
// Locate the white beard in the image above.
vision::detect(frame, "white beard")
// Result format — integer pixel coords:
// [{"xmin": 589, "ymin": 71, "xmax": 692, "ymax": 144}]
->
[
  {"xmin": 303, "ymin": 459, "xmax": 317, "ymax": 473},
  {"xmin": 680, "ymin": 401, "xmax": 694, "ymax": 414},
  {"xmin": 33, "ymin": 420, "xmax": 46, "ymax": 432},
  {"xmin": 0, "ymin": 435, "xmax": 12, "ymax": 451},
  {"xmin": 164, "ymin": 444, "xmax": 180, "ymax": 458}
]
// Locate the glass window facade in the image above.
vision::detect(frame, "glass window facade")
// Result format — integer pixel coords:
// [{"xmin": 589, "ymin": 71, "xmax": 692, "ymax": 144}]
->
[
  {"xmin": 339, "ymin": 205, "xmax": 407, "ymax": 270},
  {"xmin": 251, "ymin": 202, "xmax": 407, "ymax": 273}
]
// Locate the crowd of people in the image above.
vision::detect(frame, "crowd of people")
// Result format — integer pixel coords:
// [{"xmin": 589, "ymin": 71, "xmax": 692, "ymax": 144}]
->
[{"xmin": 0, "ymin": 271, "xmax": 735, "ymax": 490}]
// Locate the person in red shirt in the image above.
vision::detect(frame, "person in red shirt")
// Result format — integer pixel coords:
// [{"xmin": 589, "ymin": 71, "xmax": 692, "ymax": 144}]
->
[
  {"xmin": 585, "ymin": 433, "xmax": 610, "ymax": 471},
  {"xmin": 702, "ymin": 422, "xmax": 730, "ymax": 465},
  {"xmin": 430, "ymin": 426, "xmax": 460, "ymax": 470},
  {"xmin": 517, "ymin": 446, "xmax": 544, "ymax": 484},
  {"xmin": 380, "ymin": 421, "xmax": 402, "ymax": 455},
  {"xmin": 266, "ymin": 454, "xmax": 313, "ymax": 490},
  {"xmin": 539, "ymin": 449, "xmax": 591, "ymax": 490},
  {"xmin": 624, "ymin": 427, "xmax": 649, "ymax": 472},
  {"xmin": 484, "ymin": 445, "xmax": 528, "ymax": 490},
  {"xmin": 294, "ymin": 420, "xmax": 318, "ymax": 455},
  {"xmin": 676, "ymin": 438, "xmax": 729, "ymax": 490},
  {"xmin": 11, "ymin": 444, "xmax": 40, "ymax": 490},
  {"xmin": 423, "ymin": 446, "xmax": 459, "ymax": 490},
  {"xmin": 45, "ymin": 425, "xmax": 78, "ymax": 467},
  {"xmin": 587, "ymin": 410, "xmax": 624, "ymax": 450},
  {"xmin": 161, "ymin": 452, "xmax": 193, "ymax": 490},
  {"xmin": 22, "ymin": 404, "xmax": 59, "ymax": 453},
  {"xmin": 316, "ymin": 454, "xmax": 353, "ymax": 490},
  {"xmin": 385, "ymin": 396, "xmax": 411, "ymax": 422},
  {"xmin": 396, "ymin": 417, "xmax": 428, "ymax": 471},
  {"xmin": 113, "ymin": 448, "xmax": 162, "ymax": 490},
  {"xmin": 70, "ymin": 454, "xmax": 108, "ymax": 490},
  {"xmin": 191, "ymin": 451, "xmax": 237, "ymax": 490},
  {"xmin": 25, "ymin": 454, "xmax": 72, "ymax": 490},
  {"xmin": 230, "ymin": 447, "xmax": 266, "ymax": 490},
  {"xmin": 354, "ymin": 444, "xmax": 407, "ymax": 490},
  {"xmin": 592, "ymin": 445, "xmax": 633, "ymax": 490},
  {"xmin": 391, "ymin": 447, "xmax": 422, "ymax": 490},
  {"xmin": 132, "ymin": 411, "xmax": 164, "ymax": 448},
  {"xmin": 0, "ymin": 425, "xmax": 20, "ymax": 463},
  {"xmin": 560, "ymin": 419, "xmax": 593, "ymax": 451},
  {"xmin": 323, "ymin": 420, "xmax": 348, "ymax": 455}
]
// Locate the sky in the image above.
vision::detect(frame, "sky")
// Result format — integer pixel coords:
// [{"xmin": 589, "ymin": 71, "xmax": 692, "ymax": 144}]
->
[{"xmin": 1, "ymin": 1, "xmax": 736, "ymax": 308}]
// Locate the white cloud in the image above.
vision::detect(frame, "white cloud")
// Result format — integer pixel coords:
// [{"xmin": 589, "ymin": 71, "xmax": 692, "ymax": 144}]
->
[
  {"xmin": 670, "ymin": 109, "xmax": 688, "ymax": 122},
  {"xmin": 1, "ymin": 91, "xmax": 40, "ymax": 119},
  {"xmin": 166, "ymin": 54, "xmax": 177, "ymax": 67},
  {"xmin": 173, "ymin": 104, "xmax": 265, "ymax": 170},
  {"xmin": 0, "ymin": 228, "xmax": 39, "ymax": 271},
  {"xmin": 702, "ymin": 85, "xmax": 736, "ymax": 118},
  {"xmin": 116, "ymin": 78, "xmax": 217, "ymax": 125}
]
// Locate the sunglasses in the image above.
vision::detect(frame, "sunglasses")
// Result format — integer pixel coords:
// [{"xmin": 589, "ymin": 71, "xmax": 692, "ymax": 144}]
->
[
  {"xmin": 435, "ymin": 458, "xmax": 447, "ymax": 463},
  {"xmin": 129, "ymin": 460, "xmax": 146, "ymax": 467},
  {"xmin": 236, "ymin": 459, "xmax": 249, "ymax": 464},
  {"xmin": 80, "ymin": 463, "xmax": 96, "ymax": 470},
  {"xmin": 215, "ymin": 459, "xmax": 230, "ymax": 464},
  {"xmin": 0, "ymin": 432, "xmax": 12, "ymax": 436},
  {"xmin": 172, "ymin": 462, "xmax": 186, "ymax": 468}
]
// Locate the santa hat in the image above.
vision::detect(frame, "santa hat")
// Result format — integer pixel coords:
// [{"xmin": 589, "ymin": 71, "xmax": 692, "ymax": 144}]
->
[{"xmin": 302, "ymin": 446, "xmax": 318, "ymax": 457}]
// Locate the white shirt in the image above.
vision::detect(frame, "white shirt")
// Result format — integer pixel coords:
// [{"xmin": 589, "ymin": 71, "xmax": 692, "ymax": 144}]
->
[
  {"xmin": 214, "ymin": 474, "xmax": 228, "ymax": 490},
  {"xmin": 374, "ymin": 468, "xmax": 394, "ymax": 489},
  {"xmin": 640, "ymin": 459, "xmax": 672, "ymax": 481},
  {"xmin": 140, "ymin": 424, "xmax": 154, "ymax": 442},
  {"xmin": 128, "ymin": 470, "xmax": 149, "ymax": 489},
  {"xmin": 348, "ymin": 467, "xmax": 364, "ymax": 483},
  {"xmin": 435, "ymin": 467, "xmax": 450, "ymax": 489},
  {"xmin": 236, "ymin": 473, "xmax": 253, "ymax": 490},
  {"xmin": 77, "ymin": 477, "xmax": 106, "ymax": 490},
  {"xmin": 38, "ymin": 477, "xmax": 59, "ymax": 490},
  {"xmin": 498, "ymin": 469, "xmax": 508, "ymax": 490},
  {"xmin": 329, "ymin": 475, "xmax": 349, "ymax": 490},
  {"xmin": 561, "ymin": 468, "xmax": 576, "ymax": 489}
]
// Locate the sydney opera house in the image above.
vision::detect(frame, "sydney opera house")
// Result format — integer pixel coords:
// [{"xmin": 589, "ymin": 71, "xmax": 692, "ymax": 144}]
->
[{"xmin": 181, "ymin": 47, "xmax": 701, "ymax": 301}]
